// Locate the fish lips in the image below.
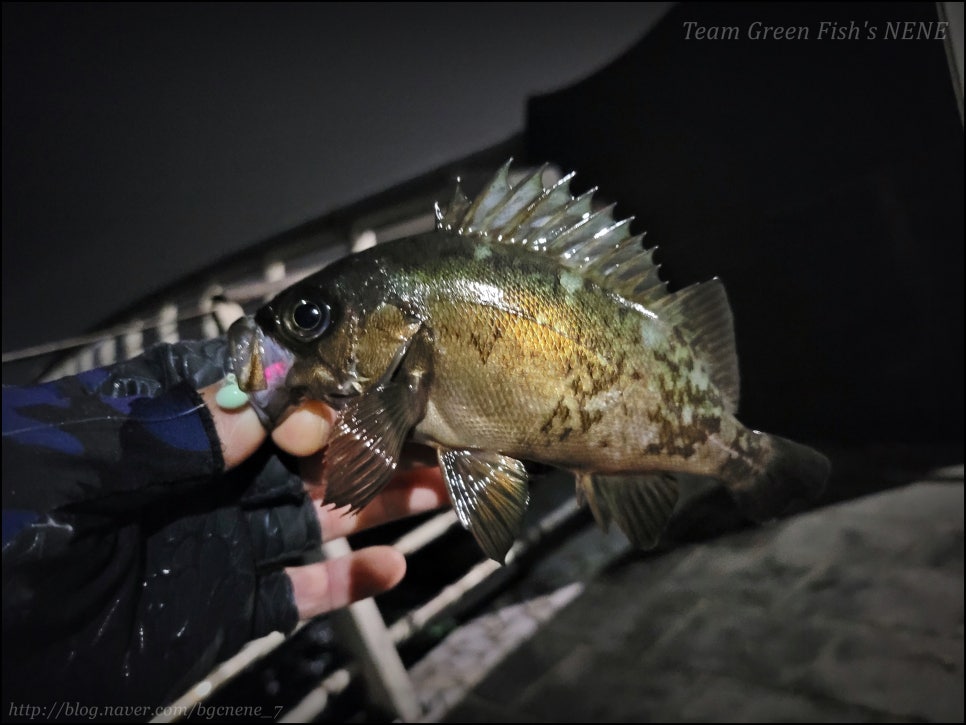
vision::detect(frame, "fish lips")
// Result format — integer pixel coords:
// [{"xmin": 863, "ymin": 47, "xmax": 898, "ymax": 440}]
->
[{"xmin": 226, "ymin": 315, "xmax": 297, "ymax": 426}]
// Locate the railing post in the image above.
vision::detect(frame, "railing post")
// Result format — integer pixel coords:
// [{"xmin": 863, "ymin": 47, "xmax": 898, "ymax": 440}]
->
[{"xmin": 322, "ymin": 538, "xmax": 421, "ymax": 721}]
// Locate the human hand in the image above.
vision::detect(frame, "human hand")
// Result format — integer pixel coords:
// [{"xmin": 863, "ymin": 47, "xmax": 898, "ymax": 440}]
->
[
  {"xmin": 203, "ymin": 384, "xmax": 447, "ymax": 620},
  {"xmin": 2, "ymin": 340, "xmax": 446, "ymax": 709}
]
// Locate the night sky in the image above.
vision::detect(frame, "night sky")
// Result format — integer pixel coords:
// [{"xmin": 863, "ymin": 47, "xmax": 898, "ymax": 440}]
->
[{"xmin": 2, "ymin": 3, "xmax": 670, "ymax": 357}]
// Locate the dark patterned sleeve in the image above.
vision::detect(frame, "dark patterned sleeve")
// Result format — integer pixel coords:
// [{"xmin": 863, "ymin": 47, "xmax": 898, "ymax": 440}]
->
[
  {"xmin": 2, "ymin": 344, "xmax": 313, "ymax": 707},
  {"xmin": 2, "ymin": 365, "xmax": 224, "ymax": 547}
]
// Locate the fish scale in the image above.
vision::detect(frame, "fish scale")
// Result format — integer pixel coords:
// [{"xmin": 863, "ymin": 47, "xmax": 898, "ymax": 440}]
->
[
  {"xmin": 385, "ymin": 238, "xmax": 725, "ymax": 471},
  {"xmin": 228, "ymin": 161, "xmax": 831, "ymax": 562}
]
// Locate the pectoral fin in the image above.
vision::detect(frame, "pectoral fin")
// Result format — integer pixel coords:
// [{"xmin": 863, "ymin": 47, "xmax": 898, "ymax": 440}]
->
[
  {"xmin": 576, "ymin": 472, "xmax": 679, "ymax": 549},
  {"xmin": 321, "ymin": 383, "xmax": 417, "ymax": 511},
  {"xmin": 321, "ymin": 328, "xmax": 433, "ymax": 512},
  {"xmin": 438, "ymin": 449, "xmax": 530, "ymax": 564}
]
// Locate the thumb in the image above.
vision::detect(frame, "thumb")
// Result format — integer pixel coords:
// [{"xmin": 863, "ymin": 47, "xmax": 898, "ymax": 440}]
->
[{"xmin": 200, "ymin": 381, "xmax": 268, "ymax": 469}]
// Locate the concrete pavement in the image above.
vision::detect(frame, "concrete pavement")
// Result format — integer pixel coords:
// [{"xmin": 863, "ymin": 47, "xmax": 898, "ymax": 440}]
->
[{"xmin": 410, "ymin": 470, "xmax": 964, "ymax": 722}]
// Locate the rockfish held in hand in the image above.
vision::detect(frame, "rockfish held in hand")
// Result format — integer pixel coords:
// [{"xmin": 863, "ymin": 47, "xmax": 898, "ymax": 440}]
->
[{"xmin": 227, "ymin": 162, "xmax": 831, "ymax": 562}]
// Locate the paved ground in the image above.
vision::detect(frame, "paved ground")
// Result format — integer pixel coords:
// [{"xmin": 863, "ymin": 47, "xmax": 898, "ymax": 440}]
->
[{"xmin": 410, "ymin": 469, "xmax": 964, "ymax": 722}]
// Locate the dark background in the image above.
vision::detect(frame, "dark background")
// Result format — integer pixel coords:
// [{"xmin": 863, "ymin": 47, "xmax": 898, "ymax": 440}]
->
[
  {"xmin": 524, "ymin": 2, "xmax": 963, "ymax": 449},
  {"xmin": 2, "ymin": 2, "xmax": 670, "ymax": 355},
  {"xmin": 4, "ymin": 2, "xmax": 963, "ymax": 453}
]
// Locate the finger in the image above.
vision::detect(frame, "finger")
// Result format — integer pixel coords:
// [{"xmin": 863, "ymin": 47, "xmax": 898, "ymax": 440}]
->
[
  {"xmin": 317, "ymin": 466, "xmax": 449, "ymax": 541},
  {"xmin": 287, "ymin": 546, "xmax": 406, "ymax": 619},
  {"xmin": 200, "ymin": 382, "xmax": 266, "ymax": 469},
  {"xmin": 272, "ymin": 400, "xmax": 337, "ymax": 457},
  {"xmin": 300, "ymin": 442, "xmax": 439, "ymax": 489}
]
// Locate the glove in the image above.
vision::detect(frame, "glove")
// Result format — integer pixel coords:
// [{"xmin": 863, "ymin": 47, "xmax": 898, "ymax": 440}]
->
[{"xmin": 2, "ymin": 340, "xmax": 324, "ymax": 707}]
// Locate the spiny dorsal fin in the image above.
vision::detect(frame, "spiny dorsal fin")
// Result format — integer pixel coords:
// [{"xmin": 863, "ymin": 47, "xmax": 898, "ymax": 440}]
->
[
  {"xmin": 435, "ymin": 160, "xmax": 668, "ymax": 306},
  {"xmin": 436, "ymin": 180, "xmax": 471, "ymax": 231},
  {"xmin": 651, "ymin": 279, "xmax": 740, "ymax": 413}
]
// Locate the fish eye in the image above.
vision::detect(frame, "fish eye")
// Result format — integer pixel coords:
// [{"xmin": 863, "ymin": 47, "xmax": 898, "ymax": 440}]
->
[{"xmin": 287, "ymin": 298, "xmax": 331, "ymax": 340}]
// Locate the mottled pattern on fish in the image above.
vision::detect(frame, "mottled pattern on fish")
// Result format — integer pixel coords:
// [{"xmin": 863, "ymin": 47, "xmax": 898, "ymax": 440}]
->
[
  {"xmin": 357, "ymin": 236, "xmax": 734, "ymax": 473},
  {"xmin": 229, "ymin": 161, "xmax": 830, "ymax": 562}
]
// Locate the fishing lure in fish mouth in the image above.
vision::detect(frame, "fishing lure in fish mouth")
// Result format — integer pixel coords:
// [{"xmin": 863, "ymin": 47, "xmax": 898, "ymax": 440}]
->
[
  {"xmin": 223, "ymin": 315, "xmax": 297, "ymax": 427},
  {"xmin": 226, "ymin": 160, "xmax": 831, "ymax": 563}
]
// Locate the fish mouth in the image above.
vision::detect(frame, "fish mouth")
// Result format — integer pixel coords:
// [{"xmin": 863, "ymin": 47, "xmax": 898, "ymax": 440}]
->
[
  {"xmin": 226, "ymin": 315, "xmax": 297, "ymax": 425},
  {"xmin": 321, "ymin": 387, "xmax": 364, "ymax": 411}
]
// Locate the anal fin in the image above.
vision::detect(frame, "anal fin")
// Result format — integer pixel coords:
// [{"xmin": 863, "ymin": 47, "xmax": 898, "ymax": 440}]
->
[
  {"xmin": 576, "ymin": 472, "xmax": 679, "ymax": 549},
  {"xmin": 438, "ymin": 449, "xmax": 530, "ymax": 563}
]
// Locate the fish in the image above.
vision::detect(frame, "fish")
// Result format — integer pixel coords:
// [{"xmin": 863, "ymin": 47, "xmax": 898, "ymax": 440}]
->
[{"xmin": 227, "ymin": 161, "xmax": 830, "ymax": 563}]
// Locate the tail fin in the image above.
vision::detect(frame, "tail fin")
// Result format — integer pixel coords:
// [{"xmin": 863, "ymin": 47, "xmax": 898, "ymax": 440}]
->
[{"xmin": 727, "ymin": 435, "xmax": 830, "ymax": 522}]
